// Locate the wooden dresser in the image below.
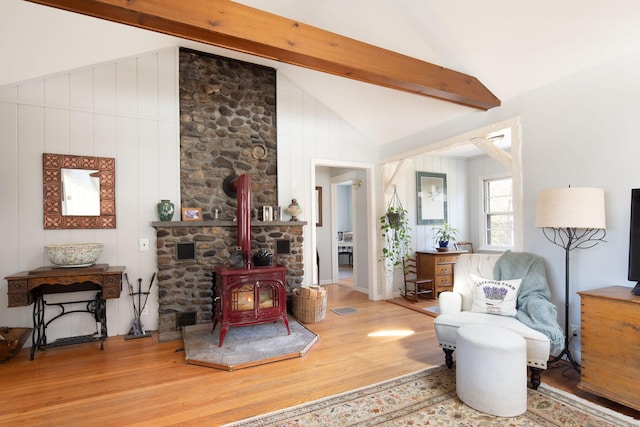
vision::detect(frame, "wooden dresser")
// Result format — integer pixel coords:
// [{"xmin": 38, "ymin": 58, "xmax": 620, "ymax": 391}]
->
[
  {"xmin": 415, "ymin": 251, "xmax": 465, "ymax": 295},
  {"xmin": 578, "ymin": 286, "xmax": 640, "ymax": 411}
]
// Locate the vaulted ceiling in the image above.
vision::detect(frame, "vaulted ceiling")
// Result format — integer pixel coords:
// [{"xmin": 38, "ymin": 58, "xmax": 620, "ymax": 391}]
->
[{"xmin": 4, "ymin": 0, "xmax": 640, "ymax": 146}]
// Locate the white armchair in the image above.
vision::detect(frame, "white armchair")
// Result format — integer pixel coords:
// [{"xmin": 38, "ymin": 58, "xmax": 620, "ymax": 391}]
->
[{"xmin": 434, "ymin": 252, "xmax": 563, "ymax": 389}]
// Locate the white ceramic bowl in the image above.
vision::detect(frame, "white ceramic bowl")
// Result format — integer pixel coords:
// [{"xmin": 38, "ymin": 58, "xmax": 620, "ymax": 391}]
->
[{"xmin": 45, "ymin": 243, "xmax": 104, "ymax": 267}]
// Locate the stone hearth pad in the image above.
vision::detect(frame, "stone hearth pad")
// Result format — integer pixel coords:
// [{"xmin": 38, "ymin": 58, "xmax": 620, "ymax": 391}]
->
[{"xmin": 183, "ymin": 319, "xmax": 318, "ymax": 371}]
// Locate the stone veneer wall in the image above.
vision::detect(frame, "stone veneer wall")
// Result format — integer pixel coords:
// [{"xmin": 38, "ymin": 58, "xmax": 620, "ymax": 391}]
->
[
  {"xmin": 154, "ymin": 49, "xmax": 305, "ymax": 342},
  {"xmin": 179, "ymin": 48, "xmax": 277, "ymax": 220}
]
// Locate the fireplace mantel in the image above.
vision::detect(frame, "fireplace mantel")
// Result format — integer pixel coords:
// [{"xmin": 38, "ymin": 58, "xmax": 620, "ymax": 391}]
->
[{"xmin": 152, "ymin": 221, "xmax": 307, "ymax": 228}]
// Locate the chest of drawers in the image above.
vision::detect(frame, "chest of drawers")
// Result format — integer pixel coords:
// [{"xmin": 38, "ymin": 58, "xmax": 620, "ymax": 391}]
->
[{"xmin": 416, "ymin": 251, "xmax": 464, "ymax": 295}]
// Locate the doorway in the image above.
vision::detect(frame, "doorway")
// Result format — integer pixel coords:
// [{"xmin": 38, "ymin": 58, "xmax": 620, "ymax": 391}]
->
[
  {"xmin": 379, "ymin": 117, "xmax": 522, "ymax": 299},
  {"xmin": 335, "ymin": 177, "xmax": 356, "ymax": 287},
  {"xmin": 312, "ymin": 161, "xmax": 376, "ymax": 298}
]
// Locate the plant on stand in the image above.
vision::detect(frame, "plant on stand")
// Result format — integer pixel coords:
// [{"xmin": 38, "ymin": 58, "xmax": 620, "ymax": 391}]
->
[
  {"xmin": 432, "ymin": 221, "xmax": 459, "ymax": 252},
  {"xmin": 380, "ymin": 186, "xmax": 412, "ymax": 271}
]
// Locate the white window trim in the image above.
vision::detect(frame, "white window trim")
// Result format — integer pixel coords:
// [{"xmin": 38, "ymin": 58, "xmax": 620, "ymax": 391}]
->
[{"xmin": 478, "ymin": 172, "xmax": 514, "ymax": 252}]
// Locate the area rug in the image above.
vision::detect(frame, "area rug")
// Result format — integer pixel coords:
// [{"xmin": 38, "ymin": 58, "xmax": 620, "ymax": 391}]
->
[
  {"xmin": 223, "ymin": 365, "xmax": 638, "ymax": 426},
  {"xmin": 182, "ymin": 319, "xmax": 318, "ymax": 371},
  {"xmin": 330, "ymin": 307, "xmax": 358, "ymax": 315}
]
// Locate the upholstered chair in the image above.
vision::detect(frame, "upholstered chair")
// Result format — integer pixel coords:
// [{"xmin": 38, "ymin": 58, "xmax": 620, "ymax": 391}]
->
[{"xmin": 433, "ymin": 252, "xmax": 564, "ymax": 389}]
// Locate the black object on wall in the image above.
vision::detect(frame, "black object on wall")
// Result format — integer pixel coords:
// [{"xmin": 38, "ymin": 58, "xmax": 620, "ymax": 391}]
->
[
  {"xmin": 627, "ymin": 188, "xmax": 640, "ymax": 295},
  {"xmin": 176, "ymin": 242, "xmax": 196, "ymax": 260},
  {"xmin": 276, "ymin": 239, "xmax": 291, "ymax": 255}
]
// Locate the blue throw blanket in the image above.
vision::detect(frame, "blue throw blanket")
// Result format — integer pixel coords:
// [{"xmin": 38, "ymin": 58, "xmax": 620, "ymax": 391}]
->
[{"xmin": 493, "ymin": 250, "xmax": 564, "ymax": 354}]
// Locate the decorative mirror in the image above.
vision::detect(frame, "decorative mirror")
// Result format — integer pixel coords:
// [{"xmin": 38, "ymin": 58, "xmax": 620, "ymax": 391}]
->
[{"xmin": 43, "ymin": 153, "xmax": 116, "ymax": 229}]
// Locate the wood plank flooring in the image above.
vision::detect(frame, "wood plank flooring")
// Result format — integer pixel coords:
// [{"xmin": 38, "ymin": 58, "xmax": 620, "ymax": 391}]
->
[{"xmin": 0, "ymin": 284, "xmax": 637, "ymax": 426}]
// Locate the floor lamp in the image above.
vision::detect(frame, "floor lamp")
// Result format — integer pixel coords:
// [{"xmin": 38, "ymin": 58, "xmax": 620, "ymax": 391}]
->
[{"xmin": 535, "ymin": 187, "xmax": 606, "ymax": 372}]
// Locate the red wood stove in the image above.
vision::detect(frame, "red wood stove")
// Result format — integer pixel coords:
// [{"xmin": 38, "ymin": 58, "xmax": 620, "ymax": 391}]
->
[
  {"xmin": 213, "ymin": 265, "xmax": 290, "ymax": 347},
  {"xmin": 212, "ymin": 174, "xmax": 290, "ymax": 346}
]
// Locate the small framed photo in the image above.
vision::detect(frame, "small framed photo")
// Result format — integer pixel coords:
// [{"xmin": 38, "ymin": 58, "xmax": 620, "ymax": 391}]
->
[
  {"xmin": 273, "ymin": 206, "xmax": 281, "ymax": 221},
  {"xmin": 262, "ymin": 206, "xmax": 273, "ymax": 222},
  {"xmin": 182, "ymin": 207, "xmax": 202, "ymax": 221}
]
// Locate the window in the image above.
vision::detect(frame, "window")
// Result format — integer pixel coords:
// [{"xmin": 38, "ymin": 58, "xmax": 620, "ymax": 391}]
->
[{"xmin": 483, "ymin": 176, "xmax": 513, "ymax": 249}]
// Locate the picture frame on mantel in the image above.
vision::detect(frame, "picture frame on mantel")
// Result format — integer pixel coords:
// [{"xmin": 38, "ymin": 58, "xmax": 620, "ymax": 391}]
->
[
  {"xmin": 182, "ymin": 207, "xmax": 202, "ymax": 221},
  {"xmin": 416, "ymin": 172, "xmax": 447, "ymax": 225},
  {"xmin": 262, "ymin": 206, "xmax": 273, "ymax": 222},
  {"xmin": 273, "ymin": 206, "xmax": 281, "ymax": 221}
]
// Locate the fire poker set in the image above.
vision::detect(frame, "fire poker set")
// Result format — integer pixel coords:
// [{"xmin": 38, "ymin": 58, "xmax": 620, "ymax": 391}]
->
[{"xmin": 124, "ymin": 273, "xmax": 155, "ymax": 340}]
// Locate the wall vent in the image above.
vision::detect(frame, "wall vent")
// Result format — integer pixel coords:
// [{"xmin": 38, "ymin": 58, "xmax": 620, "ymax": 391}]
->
[
  {"xmin": 176, "ymin": 242, "xmax": 196, "ymax": 260},
  {"xmin": 175, "ymin": 311, "xmax": 197, "ymax": 330},
  {"xmin": 275, "ymin": 239, "xmax": 291, "ymax": 255}
]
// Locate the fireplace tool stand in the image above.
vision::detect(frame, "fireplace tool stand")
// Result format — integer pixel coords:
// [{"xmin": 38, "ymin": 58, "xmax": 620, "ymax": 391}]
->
[{"xmin": 125, "ymin": 273, "xmax": 154, "ymax": 340}]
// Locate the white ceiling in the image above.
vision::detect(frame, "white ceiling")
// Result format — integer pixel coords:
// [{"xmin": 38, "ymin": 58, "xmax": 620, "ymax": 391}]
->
[{"xmin": 3, "ymin": 0, "xmax": 640, "ymax": 147}]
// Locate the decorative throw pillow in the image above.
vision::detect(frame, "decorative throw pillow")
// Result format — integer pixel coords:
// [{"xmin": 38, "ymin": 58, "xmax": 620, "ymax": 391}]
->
[{"xmin": 470, "ymin": 274, "xmax": 522, "ymax": 316}]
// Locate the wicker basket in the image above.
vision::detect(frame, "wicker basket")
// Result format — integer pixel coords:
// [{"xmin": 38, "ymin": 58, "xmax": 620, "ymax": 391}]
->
[
  {"xmin": 293, "ymin": 285, "xmax": 327, "ymax": 323},
  {"xmin": 0, "ymin": 327, "xmax": 31, "ymax": 362}
]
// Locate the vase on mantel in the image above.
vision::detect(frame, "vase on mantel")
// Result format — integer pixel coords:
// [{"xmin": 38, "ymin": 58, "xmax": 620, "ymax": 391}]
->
[
  {"xmin": 287, "ymin": 199, "xmax": 302, "ymax": 221},
  {"xmin": 157, "ymin": 200, "xmax": 175, "ymax": 221}
]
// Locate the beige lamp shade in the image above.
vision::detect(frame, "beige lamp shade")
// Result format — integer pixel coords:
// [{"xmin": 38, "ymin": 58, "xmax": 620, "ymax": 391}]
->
[{"xmin": 535, "ymin": 187, "xmax": 606, "ymax": 229}]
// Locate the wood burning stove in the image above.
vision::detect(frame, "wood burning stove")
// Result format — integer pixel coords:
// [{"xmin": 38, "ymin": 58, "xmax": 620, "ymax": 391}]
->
[
  {"xmin": 212, "ymin": 174, "xmax": 291, "ymax": 346},
  {"xmin": 213, "ymin": 265, "xmax": 290, "ymax": 347}
]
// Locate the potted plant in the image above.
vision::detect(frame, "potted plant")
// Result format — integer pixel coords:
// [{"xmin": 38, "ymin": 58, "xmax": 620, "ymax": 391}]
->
[
  {"xmin": 432, "ymin": 221, "xmax": 458, "ymax": 252},
  {"xmin": 385, "ymin": 209, "xmax": 403, "ymax": 230},
  {"xmin": 379, "ymin": 187, "xmax": 412, "ymax": 269}
]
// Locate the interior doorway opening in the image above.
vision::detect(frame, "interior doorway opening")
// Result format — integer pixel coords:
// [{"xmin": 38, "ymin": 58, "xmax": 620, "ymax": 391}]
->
[
  {"xmin": 312, "ymin": 161, "xmax": 376, "ymax": 298},
  {"xmin": 335, "ymin": 178, "xmax": 355, "ymax": 287},
  {"xmin": 379, "ymin": 117, "xmax": 522, "ymax": 299}
]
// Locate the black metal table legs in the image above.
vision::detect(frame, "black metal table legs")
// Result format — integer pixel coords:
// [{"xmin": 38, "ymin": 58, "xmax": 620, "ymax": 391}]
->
[{"xmin": 30, "ymin": 290, "xmax": 107, "ymax": 360}]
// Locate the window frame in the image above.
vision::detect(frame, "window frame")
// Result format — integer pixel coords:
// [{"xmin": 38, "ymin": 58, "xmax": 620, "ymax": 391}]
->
[{"xmin": 479, "ymin": 173, "xmax": 514, "ymax": 251}]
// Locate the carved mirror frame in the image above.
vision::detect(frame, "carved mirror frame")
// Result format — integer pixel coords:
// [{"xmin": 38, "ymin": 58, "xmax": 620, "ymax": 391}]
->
[{"xmin": 43, "ymin": 153, "xmax": 116, "ymax": 229}]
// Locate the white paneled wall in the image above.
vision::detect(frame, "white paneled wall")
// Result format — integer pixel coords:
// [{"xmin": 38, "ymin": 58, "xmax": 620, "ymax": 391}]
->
[
  {"xmin": 0, "ymin": 48, "xmax": 179, "ymax": 341},
  {"xmin": 0, "ymin": 48, "xmax": 378, "ymax": 342},
  {"xmin": 387, "ymin": 150, "xmax": 509, "ymax": 256},
  {"xmin": 409, "ymin": 155, "xmax": 469, "ymax": 252},
  {"xmin": 277, "ymin": 75, "xmax": 379, "ymax": 287},
  {"xmin": 467, "ymin": 154, "xmax": 510, "ymax": 251}
]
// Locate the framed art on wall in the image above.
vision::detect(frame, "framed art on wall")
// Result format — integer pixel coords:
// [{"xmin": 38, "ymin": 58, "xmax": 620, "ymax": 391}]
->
[
  {"xmin": 417, "ymin": 172, "xmax": 447, "ymax": 225},
  {"xmin": 316, "ymin": 186, "xmax": 323, "ymax": 227}
]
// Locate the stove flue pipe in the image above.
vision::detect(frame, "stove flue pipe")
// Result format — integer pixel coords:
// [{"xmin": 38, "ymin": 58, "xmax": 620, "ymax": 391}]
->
[{"xmin": 228, "ymin": 174, "xmax": 252, "ymax": 269}]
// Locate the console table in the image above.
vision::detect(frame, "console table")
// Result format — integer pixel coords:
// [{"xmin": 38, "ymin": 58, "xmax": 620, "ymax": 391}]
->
[
  {"xmin": 337, "ymin": 243, "xmax": 353, "ymax": 266},
  {"xmin": 5, "ymin": 264, "xmax": 124, "ymax": 360}
]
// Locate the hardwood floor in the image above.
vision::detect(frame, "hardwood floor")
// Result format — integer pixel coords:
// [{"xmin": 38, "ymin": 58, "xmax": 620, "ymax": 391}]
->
[{"xmin": 0, "ymin": 284, "xmax": 637, "ymax": 426}]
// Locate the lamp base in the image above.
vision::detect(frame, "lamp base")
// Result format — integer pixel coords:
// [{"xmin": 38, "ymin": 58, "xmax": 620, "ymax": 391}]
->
[{"xmin": 549, "ymin": 342, "xmax": 580, "ymax": 373}]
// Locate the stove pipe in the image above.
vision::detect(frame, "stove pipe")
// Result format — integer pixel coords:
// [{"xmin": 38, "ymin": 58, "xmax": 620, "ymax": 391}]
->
[{"xmin": 228, "ymin": 173, "xmax": 252, "ymax": 269}]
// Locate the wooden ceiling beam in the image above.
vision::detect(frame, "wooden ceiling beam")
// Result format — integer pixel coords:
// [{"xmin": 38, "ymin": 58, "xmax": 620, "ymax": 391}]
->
[{"xmin": 26, "ymin": 0, "xmax": 500, "ymax": 110}]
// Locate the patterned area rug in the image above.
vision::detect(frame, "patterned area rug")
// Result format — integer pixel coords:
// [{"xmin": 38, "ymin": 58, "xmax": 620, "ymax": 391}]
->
[{"xmin": 223, "ymin": 365, "xmax": 638, "ymax": 426}]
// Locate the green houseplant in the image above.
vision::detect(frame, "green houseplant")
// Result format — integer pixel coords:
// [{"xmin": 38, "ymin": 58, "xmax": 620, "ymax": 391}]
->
[
  {"xmin": 432, "ymin": 221, "xmax": 458, "ymax": 251},
  {"xmin": 380, "ymin": 187, "xmax": 412, "ymax": 269}
]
